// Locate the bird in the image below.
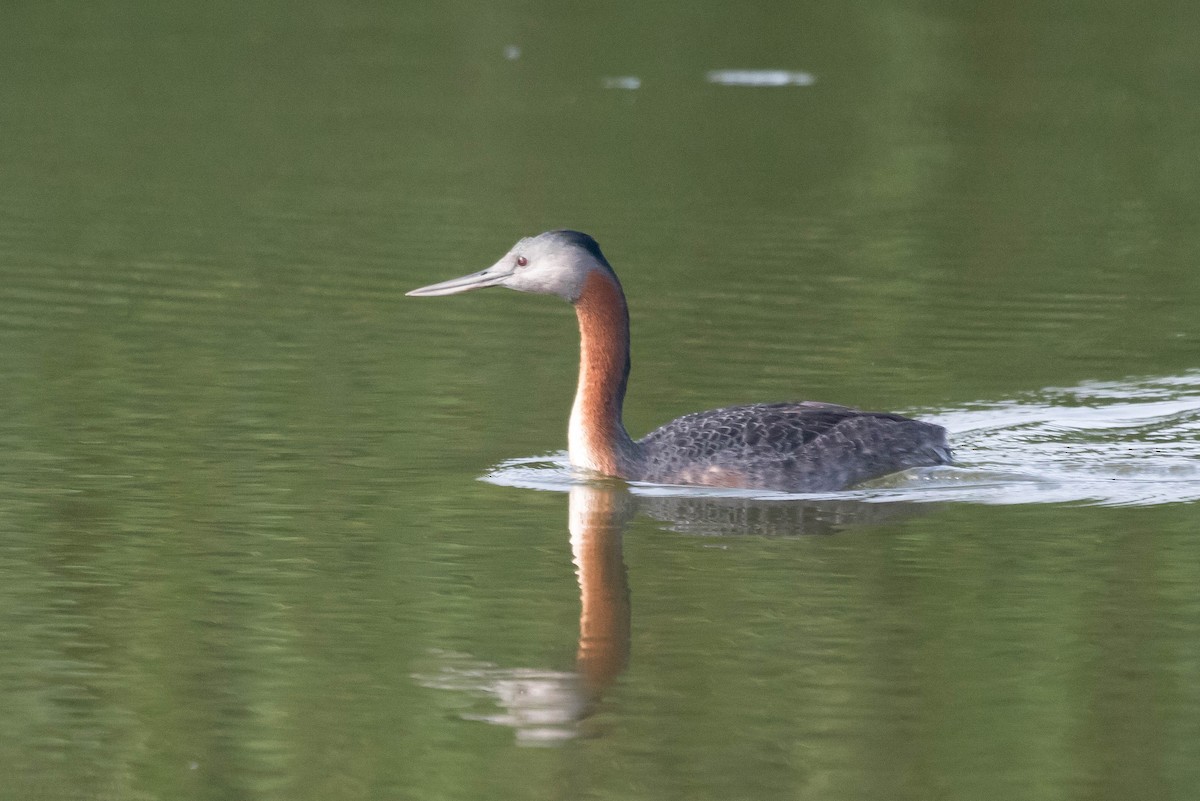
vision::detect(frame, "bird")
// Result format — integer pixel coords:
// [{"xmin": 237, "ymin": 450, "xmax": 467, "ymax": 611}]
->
[{"xmin": 407, "ymin": 230, "xmax": 952, "ymax": 492}]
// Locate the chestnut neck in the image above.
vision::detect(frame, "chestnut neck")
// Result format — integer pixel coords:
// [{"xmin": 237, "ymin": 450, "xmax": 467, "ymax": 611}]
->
[{"xmin": 568, "ymin": 269, "xmax": 639, "ymax": 476}]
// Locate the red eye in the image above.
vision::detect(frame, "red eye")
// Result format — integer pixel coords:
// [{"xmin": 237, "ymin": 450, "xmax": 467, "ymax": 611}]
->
[{"xmin": 516, "ymin": 255, "xmax": 528, "ymax": 267}]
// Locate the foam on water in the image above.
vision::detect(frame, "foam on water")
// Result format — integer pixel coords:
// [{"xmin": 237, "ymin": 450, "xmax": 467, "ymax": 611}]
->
[{"xmin": 484, "ymin": 372, "xmax": 1200, "ymax": 507}]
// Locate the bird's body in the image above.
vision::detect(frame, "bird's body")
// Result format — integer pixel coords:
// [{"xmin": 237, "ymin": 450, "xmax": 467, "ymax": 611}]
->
[
  {"xmin": 409, "ymin": 230, "xmax": 951, "ymax": 492},
  {"xmin": 635, "ymin": 402, "xmax": 950, "ymax": 492}
]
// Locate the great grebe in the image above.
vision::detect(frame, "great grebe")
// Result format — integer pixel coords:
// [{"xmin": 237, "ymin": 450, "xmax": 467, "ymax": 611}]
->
[{"xmin": 408, "ymin": 230, "xmax": 952, "ymax": 492}]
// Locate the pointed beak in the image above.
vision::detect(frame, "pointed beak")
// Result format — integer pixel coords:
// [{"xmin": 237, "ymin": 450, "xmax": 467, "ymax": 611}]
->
[{"xmin": 406, "ymin": 262, "xmax": 514, "ymax": 297}]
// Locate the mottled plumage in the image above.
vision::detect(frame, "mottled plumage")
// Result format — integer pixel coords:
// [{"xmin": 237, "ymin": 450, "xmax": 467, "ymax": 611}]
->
[
  {"xmin": 409, "ymin": 230, "xmax": 953, "ymax": 492},
  {"xmin": 635, "ymin": 401, "xmax": 951, "ymax": 492}
]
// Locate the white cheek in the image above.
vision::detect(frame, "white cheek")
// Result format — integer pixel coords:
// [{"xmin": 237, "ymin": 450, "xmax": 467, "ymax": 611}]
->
[{"xmin": 508, "ymin": 267, "xmax": 581, "ymax": 299}]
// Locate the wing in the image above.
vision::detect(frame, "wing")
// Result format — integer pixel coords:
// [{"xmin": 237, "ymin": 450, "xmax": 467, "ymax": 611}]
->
[
  {"xmin": 637, "ymin": 401, "xmax": 902, "ymax": 459},
  {"xmin": 633, "ymin": 401, "xmax": 946, "ymax": 491}
]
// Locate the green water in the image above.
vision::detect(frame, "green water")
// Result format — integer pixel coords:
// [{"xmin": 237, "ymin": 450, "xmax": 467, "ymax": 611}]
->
[{"xmin": 3, "ymin": 2, "xmax": 1200, "ymax": 799}]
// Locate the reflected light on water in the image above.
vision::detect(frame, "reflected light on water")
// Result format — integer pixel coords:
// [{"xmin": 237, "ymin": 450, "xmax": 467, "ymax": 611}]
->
[
  {"xmin": 706, "ymin": 69, "xmax": 816, "ymax": 86},
  {"xmin": 601, "ymin": 76, "xmax": 642, "ymax": 90}
]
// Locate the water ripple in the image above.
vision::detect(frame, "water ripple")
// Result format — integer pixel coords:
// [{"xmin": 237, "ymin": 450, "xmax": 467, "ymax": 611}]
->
[{"xmin": 485, "ymin": 371, "xmax": 1200, "ymax": 507}]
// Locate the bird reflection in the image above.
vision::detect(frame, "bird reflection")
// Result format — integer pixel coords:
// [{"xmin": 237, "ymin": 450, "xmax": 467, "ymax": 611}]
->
[
  {"xmin": 414, "ymin": 484, "xmax": 925, "ymax": 744},
  {"xmin": 638, "ymin": 493, "xmax": 919, "ymax": 537},
  {"xmin": 413, "ymin": 483, "xmax": 632, "ymax": 744},
  {"xmin": 569, "ymin": 482, "xmax": 633, "ymax": 698}
]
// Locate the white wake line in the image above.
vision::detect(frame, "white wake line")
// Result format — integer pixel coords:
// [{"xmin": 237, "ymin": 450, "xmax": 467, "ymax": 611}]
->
[{"xmin": 932, "ymin": 397, "xmax": 1200, "ymax": 434}]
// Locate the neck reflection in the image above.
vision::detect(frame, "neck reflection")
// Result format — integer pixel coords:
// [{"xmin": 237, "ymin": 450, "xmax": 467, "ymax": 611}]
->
[
  {"xmin": 570, "ymin": 482, "xmax": 633, "ymax": 696},
  {"xmin": 414, "ymin": 482, "xmax": 633, "ymax": 745}
]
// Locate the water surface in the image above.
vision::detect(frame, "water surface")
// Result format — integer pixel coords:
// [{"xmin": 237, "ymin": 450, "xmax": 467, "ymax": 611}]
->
[{"xmin": 2, "ymin": 2, "xmax": 1200, "ymax": 800}]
